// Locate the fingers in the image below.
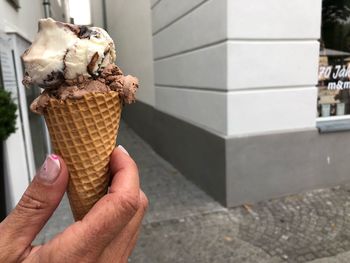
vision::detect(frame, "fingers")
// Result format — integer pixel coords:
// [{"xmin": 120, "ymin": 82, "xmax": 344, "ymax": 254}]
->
[
  {"xmin": 83, "ymin": 146, "xmax": 140, "ymax": 236},
  {"xmin": 98, "ymin": 190, "xmax": 148, "ymax": 263},
  {"xmin": 109, "ymin": 145, "xmax": 139, "ymax": 194},
  {"xmin": 0, "ymin": 154, "xmax": 68, "ymax": 261},
  {"xmin": 49, "ymin": 146, "xmax": 141, "ymax": 259},
  {"xmin": 120, "ymin": 227, "xmax": 141, "ymax": 262}
]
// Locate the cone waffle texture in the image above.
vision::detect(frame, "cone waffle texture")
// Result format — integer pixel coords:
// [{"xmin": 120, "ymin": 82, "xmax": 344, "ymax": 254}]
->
[{"xmin": 44, "ymin": 91, "xmax": 122, "ymax": 221}]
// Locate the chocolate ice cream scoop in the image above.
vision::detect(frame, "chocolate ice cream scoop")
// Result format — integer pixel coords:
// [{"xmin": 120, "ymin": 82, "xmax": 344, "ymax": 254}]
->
[
  {"xmin": 30, "ymin": 64, "xmax": 138, "ymax": 114},
  {"xmin": 22, "ymin": 18, "xmax": 138, "ymax": 114},
  {"xmin": 22, "ymin": 18, "xmax": 116, "ymax": 87}
]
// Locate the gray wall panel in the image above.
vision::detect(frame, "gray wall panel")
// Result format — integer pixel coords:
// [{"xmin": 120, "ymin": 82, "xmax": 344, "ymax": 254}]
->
[
  {"xmin": 123, "ymin": 101, "xmax": 227, "ymax": 204},
  {"xmin": 153, "ymin": 0, "xmax": 226, "ymax": 59},
  {"xmin": 152, "ymin": 0, "xmax": 206, "ymax": 33},
  {"xmin": 155, "ymin": 43, "xmax": 227, "ymax": 90},
  {"xmin": 226, "ymin": 130, "xmax": 350, "ymax": 206}
]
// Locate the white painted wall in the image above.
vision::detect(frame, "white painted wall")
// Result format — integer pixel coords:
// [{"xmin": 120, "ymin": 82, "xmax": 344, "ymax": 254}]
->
[
  {"xmin": 9, "ymin": 34, "xmax": 37, "ymax": 177},
  {"xmin": 50, "ymin": 0, "xmax": 70, "ymax": 23},
  {"xmin": 89, "ymin": 0, "xmax": 322, "ymax": 136},
  {"xmin": 225, "ymin": 0, "xmax": 321, "ymax": 136},
  {"xmin": 153, "ymin": 0, "xmax": 226, "ymax": 59},
  {"xmin": 102, "ymin": 0, "xmax": 155, "ymax": 106},
  {"xmin": 0, "ymin": 33, "xmax": 31, "ymax": 212},
  {"xmin": 227, "ymin": 0, "xmax": 321, "ymax": 39},
  {"xmin": 0, "ymin": 0, "xmax": 69, "ymax": 41},
  {"xmin": 227, "ymin": 88, "xmax": 318, "ymax": 136},
  {"xmin": 0, "ymin": 0, "xmax": 68, "ymax": 211},
  {"xmin": 152, "ymin": 0, "xmax": 206, "ymax": 34},
  {"xmin": 0, "ymin": 1, "xmax": 44, "ymax": 212},
  {"xmin": 0, "ymin": 0, "xmax": 44, "ymax": 41},
  {"xmin": 90, "ymin": 0, "xmax": 104, "ymax": 28},
  {"xmin": 155, "ymin": 43, "xmax": 227, "ymax": 90},
  {"xmin": 150, "ymin": 0, "xmax": 159, "ymax": 8},
  {"xmin": 227, "ymin": 41, "xmax": 319, "ymax": 90},
  {"xmin": 151, "ymin": 0, "xmax": 321, "ymax": 137},
  {"xmin": 156, "ymin": 87, "xmax": 227, "ymax": 135},
  {"xmin": 151, "ymin": 0, "xmax": 229, "ymax": 135}
]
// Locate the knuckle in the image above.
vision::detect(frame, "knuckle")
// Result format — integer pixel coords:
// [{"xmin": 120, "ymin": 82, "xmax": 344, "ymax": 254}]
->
[
  {"xmin": 140, "ymin": 191, "xmax": 149, "ymax": 212},
  {"xmin": 129, "ymin": 158, "xmax": 139, "ymax": 174},
  {"xmin": 118, "ymin": 192, "xmax": 140, "ymax": 217},
  {"xmin": 17, "ymin": 190, "xmax": 47, "ymax": 214}
]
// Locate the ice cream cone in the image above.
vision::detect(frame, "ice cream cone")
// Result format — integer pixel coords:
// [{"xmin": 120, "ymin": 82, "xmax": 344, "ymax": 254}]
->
[
  {"xmin": 44, "ymin": 91, "xmax": 122, "ymax": 221},
  {"xmin": 21, "ymin": 19, "xmax": 138, "ymax": 220}
]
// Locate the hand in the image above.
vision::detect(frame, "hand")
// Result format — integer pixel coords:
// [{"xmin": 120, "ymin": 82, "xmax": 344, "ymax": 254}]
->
[{"xmin": 0, "ymin": 146, "xmax": 148, "ymax": 263}]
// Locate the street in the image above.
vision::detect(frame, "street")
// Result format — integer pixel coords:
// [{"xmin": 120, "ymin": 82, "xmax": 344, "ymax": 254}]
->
[{"xmin": 34, "ymin": 122, "xmax": 350, "ymax": 263}]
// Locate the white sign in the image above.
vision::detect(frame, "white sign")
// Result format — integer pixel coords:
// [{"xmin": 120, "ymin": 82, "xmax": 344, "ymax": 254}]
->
[{"xmin": 319, "ymin": 64, "xmax": 350, "ymax": 90}]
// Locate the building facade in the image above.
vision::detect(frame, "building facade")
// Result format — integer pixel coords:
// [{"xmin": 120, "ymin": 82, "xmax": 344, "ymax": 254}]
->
[
  {"xmin": 0, "ymin": 0, "xmax": 69, "ymax": 212},
  {"xmin": 94, "ymin": 0, "xmax": 350, "ymax": 206},
  {"xmin": 0, "ymin": 0, "xmax": 339, "ymax": 209}
]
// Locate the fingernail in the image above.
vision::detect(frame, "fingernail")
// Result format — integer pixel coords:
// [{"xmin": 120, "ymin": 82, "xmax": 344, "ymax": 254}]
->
[
  {"xmin": 118, "ymin": 145, "xmax": 129, "ymax": 156},
  {"xmin": 37, "ymin": 154, "xmax": 61, "ymax": 183}
]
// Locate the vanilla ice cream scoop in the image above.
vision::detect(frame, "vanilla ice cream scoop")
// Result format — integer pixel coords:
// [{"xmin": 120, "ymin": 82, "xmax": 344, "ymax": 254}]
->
[{"xmin": 22, "ymin": 18, "xmax": 116, "ymax": 87}]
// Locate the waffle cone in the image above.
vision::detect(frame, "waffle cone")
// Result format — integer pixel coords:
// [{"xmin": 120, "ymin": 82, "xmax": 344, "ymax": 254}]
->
[{"xmin": 44, "ymin": 91, "xmax": 122, "ymax": 221}]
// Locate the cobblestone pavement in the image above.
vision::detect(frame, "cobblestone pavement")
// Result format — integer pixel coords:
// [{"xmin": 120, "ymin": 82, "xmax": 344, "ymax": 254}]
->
[
  {"xmin": 34, "ymin": 122, "xmax": 350, "ymax": 263},
  {"xmin": 230, "ymin": 186, "xmax": 350, "ymax": 263}
]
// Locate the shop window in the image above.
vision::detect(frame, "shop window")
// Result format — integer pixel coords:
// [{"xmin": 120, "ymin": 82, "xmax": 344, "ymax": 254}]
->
[{"xmin": 318, "ymin": 0, "xmax": 350, "ymax": 119}]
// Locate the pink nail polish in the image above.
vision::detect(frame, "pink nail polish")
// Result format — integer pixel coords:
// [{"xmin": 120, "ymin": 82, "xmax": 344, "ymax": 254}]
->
[
  {"xmin": 51, "ymin": 154, "xmax": 59, "ymax": 160},
  {"xmin": 118, "ymin": 145, "xmax": 129, "ymax": 156},
  {"xmin": 37, "ymin": 154, "xmax": 61, "ymax": 183}
]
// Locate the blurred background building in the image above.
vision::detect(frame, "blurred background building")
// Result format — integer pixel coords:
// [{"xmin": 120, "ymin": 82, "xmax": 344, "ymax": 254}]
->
[
  {"xmin": 0, "ymin": 0, "xmax": 70, "ymax": 215},
  {"xmin": 2, "ymin": 0, "xmax": 350, "ymax": 214}
]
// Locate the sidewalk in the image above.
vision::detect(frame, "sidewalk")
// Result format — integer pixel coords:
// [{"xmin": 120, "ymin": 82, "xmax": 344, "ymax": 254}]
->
[{"xmin": 35, "ymin": 122, "xmax": 350, "ymax": 263}]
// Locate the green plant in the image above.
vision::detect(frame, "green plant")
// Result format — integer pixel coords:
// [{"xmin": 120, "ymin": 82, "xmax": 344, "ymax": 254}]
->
[{"xmin": 0, "ymin": 89, "xmax": 17, "ymax": 141}]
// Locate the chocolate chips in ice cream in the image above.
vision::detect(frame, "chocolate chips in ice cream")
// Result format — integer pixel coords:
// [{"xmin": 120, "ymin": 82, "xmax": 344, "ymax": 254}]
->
[
  {"xmin": 22, "ymin": 18, "xmax": 117, "ymax": 87},
  {"xmin": 77, "ymin": 26, "xmax": 98, "ymax": 39},
  {"xmin": 22, "ymin": 18, "xmax": 138, "ymax": 115},
  {"xmin": 30, "ymin": 64, "xmax": 138, "ymax": 114}
]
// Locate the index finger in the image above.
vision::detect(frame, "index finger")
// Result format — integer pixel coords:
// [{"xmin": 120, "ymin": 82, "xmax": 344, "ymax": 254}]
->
[
  {"xmin": 53, "ymin": 146, "xmax": 141, "ymax": 259},
  {"xmin": 109, "ymin": 145, "xmax": 140, "ymax": 194}
]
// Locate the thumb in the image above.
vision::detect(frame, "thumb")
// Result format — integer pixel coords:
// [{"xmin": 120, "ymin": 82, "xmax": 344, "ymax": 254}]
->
[{"xmin": 0, "ymin": 154, "xmax": 68, "ymax": 251}]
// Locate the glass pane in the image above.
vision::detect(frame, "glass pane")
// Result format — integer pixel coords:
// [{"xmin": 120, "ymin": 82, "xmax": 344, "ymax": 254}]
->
[{"xmin": 318, "ymin": 0, "xmax": 350, "ymax": 117}]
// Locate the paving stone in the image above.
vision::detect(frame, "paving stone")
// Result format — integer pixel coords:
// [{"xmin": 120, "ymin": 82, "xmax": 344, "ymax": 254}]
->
[
  {"xmin": 231, "ymin": 187, "xmax": 350, "ymax": 263},
  {"xmin": 30, "ymin": 121, "xmax": 350, "ymax": 263},
  {"xmin": 308, "ymin": 251, "xmax": 350, "ymax": 263},
  {"xmin": 32, "ymin": 121, "xmax": 224, "ymax": 243},
  {"xmin": 130, "ymin": 211, "xmax": 280, "ymax": 263},
  {"xmin": 117, "ymin": 122, "xmax": 225, "ymax": 224}
]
